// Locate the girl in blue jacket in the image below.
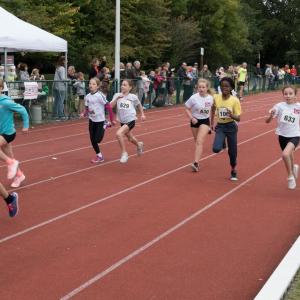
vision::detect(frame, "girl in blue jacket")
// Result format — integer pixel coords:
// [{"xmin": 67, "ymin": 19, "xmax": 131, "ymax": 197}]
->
[{"xmin": 0, "ymin": 79, "xmax": 29, "ymax": 187}]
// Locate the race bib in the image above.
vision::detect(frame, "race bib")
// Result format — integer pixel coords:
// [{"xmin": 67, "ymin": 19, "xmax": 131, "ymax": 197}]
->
[
  {"xmin": 280, "ymin": 110, "xmax": 298, "ymax": 124},
  {"xmin": 119, "ymin": 100, "xmax": 131, "ymax": 110},
  {"xmin": 218, "ymin": 107, "xmax": 231, "ymax": 119},
  {"xmin": 199, "ymin": 108, "xmax": 210, "ymax": 115}
]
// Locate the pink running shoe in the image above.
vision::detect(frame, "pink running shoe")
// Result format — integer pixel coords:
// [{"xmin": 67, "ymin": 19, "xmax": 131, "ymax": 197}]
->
[
  {"xmin": 91, "ymin": 155, "xmax": 104, "ymax": 163},
  {"xmin": 7, "ymin": 160, "xmax": 19, "ymax": 180},
  {"xmin": 11, "ymin": 173, "xmax": 26, "ymax": 188}
]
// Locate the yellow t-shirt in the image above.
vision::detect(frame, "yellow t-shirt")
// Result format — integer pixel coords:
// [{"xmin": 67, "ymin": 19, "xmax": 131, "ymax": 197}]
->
[
  {"xmin": 213, "ymin": 94, "xmax": 242, "ymax": 124},
  {"xmin": 238, "ymin": 67, "xmax": 247, "ymax": 82}
]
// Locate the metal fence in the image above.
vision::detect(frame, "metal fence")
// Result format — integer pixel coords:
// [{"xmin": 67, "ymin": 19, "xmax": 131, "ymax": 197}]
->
[{"xmin": 6, "ymin": 73, "xmax": 293, "ymax": 125}]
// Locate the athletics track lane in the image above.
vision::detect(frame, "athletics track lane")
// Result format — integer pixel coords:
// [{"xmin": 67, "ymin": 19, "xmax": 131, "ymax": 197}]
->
[{"xmin": 2, "ymin": 91, "xmax": 299, "ymax": 299}]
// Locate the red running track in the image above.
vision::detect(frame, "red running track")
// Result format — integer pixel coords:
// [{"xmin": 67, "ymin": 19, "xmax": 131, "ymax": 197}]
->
[{"xmin": 0, "ymin": 91, "xmax": 300, "ymax": 300}]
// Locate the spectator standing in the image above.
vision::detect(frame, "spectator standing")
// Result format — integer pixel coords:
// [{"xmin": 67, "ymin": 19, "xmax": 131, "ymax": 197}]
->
[
  {"xmin": 199, "ymin": 64, "xmax": 212, "ymax": 80},
  {"xmin": 73, "ymin": 72, "xmax": 86, "ymax": 116},
  {"xmin": 183, "ymin": 66, "xmax": 194, "ymax": 102},
  {"xmin": 237, "ymin": 62, "xmax": 247, "ymax": 101},
  {"xmin": 265, "ymin": 64, "xmax": 275, "ymax": 90},
  {"xmin": 253, "ymin": 63, "xmax": 263, "ymax": 91},
  {"xmin": 133, "ymin": 60, "xmax": 144, "ymax": 104},
  {"xmin": 53, "ymin": 56, "xmax": 67, "ymax": 120},
  {"xmin": 30, "ymin": 68, "xmax": 45, "ymax": 81},
  {"xmin": 176, "ymin": 62, "xmax": 187, "ymax": 104},
  {"xmin": 18, "ymin": 63, "xmax": 29, "ymax": 81},
  {"xmin": 290, "ymin": 65, "xmax": 297, "ymax": 84},
  {"xmin": 124, "ymin": 62, "xmax": 134, "ymax": 79}
]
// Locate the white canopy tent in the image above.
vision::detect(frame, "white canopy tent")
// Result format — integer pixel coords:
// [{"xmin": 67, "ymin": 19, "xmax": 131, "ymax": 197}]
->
[{"xmin": 0, "ymin": 6, "xmax": 68, "ymax": 78}]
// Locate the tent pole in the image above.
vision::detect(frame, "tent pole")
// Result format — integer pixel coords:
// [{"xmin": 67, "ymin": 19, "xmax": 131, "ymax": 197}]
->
[
  {"xmin": 4, "ymin": 48, "xmax": 8, "ymax": 80},
  {"xmin": 64, "ymin": 51, "xmax": 68, "ymax": 118},
  {"xmin": 64, "ymin": 52, "xmax": 68, "ymax": 78}
]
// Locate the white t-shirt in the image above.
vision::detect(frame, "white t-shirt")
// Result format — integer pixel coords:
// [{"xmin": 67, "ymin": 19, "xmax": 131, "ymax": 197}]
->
[
  {"xmin": 113, "ymin": 93, "xmax": 140, "ymax": 123},
  {"xmin": 85, "ymin": 91, "xmax": 107, "ymax": 122},
  {"xmin": 271, "ymin": 102, "xmax": 300, "ymax": 137},
  {"xmin": 185, "ymin": 93, "xmax": 214, "ymax": 119}
]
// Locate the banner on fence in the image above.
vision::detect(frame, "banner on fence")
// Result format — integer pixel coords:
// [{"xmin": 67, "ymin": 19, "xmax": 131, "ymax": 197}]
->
[{"xmin": 24, "ymin": 82, "xmax": 38, "ymax": 100}]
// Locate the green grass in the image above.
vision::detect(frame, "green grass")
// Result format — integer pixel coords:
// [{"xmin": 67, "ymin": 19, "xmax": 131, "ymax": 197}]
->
[{"xmin": 283, "ymin": 269, "xmax": 300, "ymax": 300}]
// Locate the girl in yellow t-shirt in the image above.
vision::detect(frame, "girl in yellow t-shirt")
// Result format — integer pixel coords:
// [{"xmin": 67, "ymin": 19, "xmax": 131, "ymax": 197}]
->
[{"xmin": 211, "ymin": 77, "xmax": 242, "ymax": 180}]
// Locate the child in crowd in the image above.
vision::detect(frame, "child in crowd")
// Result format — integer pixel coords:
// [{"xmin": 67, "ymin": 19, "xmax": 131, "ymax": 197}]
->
[
  {"xmin": 7, "ymin": 65, "xmax": 17, "ymax": 82},
  {"xmin": 81, "ymin": 77, "xmax": 115, "ymax": 163},
  {"xmin": 185, "ymin": 79, "xmax": 214, "ymax": 172},
  {"xmin": 110, "ymin": 79, "xmax": 146, "ymax": 163},
  {"xmin": 0, "ymin": 79, "xmax": 29, "ymax": 187},
  {"xmin": 211, "ymin": 77, "xmax": 242, "ymax": 181},
  {"xmin": 0, "ymin": 182, "xmax": 18, "ymax": 217},
  {"xmin": 266, "ymin": 85, "xmax": 300, "ymax": 189},
  {"xmin": 30, "ymin": 68, "xmax": 45, "ymax": 81},
  {"xmin": 73, "ymin": 72, "xmax": 86, "ymax": 116},
  {"xmin": 140, "ymin": 71, "xmax": 151, "ymax": 107}
]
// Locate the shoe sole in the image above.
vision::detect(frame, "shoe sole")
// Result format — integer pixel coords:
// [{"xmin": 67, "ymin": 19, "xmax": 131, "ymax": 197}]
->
[
  {"xmin": 230, "ymin": 177, "xmax": 238, "ymax": 181},
  {"xmin": 10, "ymin": 175, "xmax": 26, "ymax": 188}
]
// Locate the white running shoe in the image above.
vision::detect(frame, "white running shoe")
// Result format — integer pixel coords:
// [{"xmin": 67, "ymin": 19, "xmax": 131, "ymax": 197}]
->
[
  {"xmin": 293, "ymin": 164, "xmax": 299, "ymax": 179},
  {"xmin": 120, "ymin": 152, "xmax": 129, "ymax": 163},
  {"xmin": 11, "ymin": 174, "xmax": 26, "ymax": 188},
  {"xmin": 137, "ymin": 142, "xmax": 144, "ymax": 156},
  {"xmin": 287, "ymin": 176, "xmax": 296, "ymax": 189},
  {"xmin": 7, "ymin": 160, "xmax": 19, "ymax": 180}
]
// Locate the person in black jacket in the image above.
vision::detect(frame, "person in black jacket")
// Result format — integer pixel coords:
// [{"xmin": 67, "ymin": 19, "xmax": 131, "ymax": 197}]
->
[{"xmin": 88, "ymin": 56, "xmax": 107, "ymax": 80}]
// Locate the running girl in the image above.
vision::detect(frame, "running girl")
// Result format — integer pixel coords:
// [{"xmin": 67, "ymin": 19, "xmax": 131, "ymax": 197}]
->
[
  {"xmin": 110, "ymin": 79, "xmax": 146, "ymax": 163},
  {"xmin": 0, "ymin": 182, "xmax": 18, "ymax": 217},
  {"xmin": 211, "ymin": 77, "xmax": 242, "ymax": 180},
  {"xmin": 185, "ymin": 79, "xmax": 214, "ymax": 172},
  {"xmin": 0, "ymin": 79, "xmax": 29, "ymax": 187},
  {"xmin": 81, "ymin": 77, "xmax": 115, "ymax": 163},
  {"xmin": 266, "ymin": 85, "xmax": 300, "ymax": 189}
]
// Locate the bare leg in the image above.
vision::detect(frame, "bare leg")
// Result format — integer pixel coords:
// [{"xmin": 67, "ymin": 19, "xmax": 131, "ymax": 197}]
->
[
  {"xmin": 194, "ymin": 125, "xmax": 210, "ymax": 163},
  {"xmin": 0, "ymin": 136, "xmax": 13, "ymax": 163},
  {"xmin": 126, "ymin": 131, "xmax": 139, "ymax": 147},
  {"xmin": 2, "ymin": 143, "xmax": 23, "ymax": 176},
  {"xmin": 116, "ymin": 125, "xmax": 130, "ymax": 154},
  {"xmin": 282, "ymin": 143, "xmax": 295, "ymax": 177},
  {"xmin": 0, "ymin": 182, "xmax": 9, "ymax": 199}
]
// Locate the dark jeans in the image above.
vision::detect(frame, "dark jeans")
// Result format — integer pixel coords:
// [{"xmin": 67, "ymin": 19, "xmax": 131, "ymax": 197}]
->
[
  {"xmin": 89, "ymin": 119, "xmax": 105, "ymax": 154},
  {"xmin": 213, "ymin": 122, "xmax": 238, "ymax": 168}
]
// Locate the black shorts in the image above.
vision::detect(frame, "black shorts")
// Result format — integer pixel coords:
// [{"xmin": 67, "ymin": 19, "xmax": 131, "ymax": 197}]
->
[
  {"xmin": 238, "ymin": 81, "xmax": 245, "ymax": 87},
  {"xmin": 121, "ymin": 120, "xmax": 136, "ymax": 131},
  {"xmin": 1, "ymin": 133, "xmax": 16, "ymax": 144},
  {"xmin": 190, "ymin": 118, "xmax": 210, "ymax": 128},
  {"xmin": 79, "ymin": 95, "xmax": 85, "ymax": 100},
  {"xmin": 278, "ymin": 135, "xmax": 300, "ymax": 151}
]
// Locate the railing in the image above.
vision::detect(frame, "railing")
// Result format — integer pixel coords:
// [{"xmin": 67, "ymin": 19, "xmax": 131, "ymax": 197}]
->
[{"xmin": 5, "ymin": 73, "xmax": 294, "ymax": 124}]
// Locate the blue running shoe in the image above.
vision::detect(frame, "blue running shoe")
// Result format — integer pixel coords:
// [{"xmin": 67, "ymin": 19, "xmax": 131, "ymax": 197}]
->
[{"xmin": 7, "ymin": 192, "xmax": 19, "ymax": 218}]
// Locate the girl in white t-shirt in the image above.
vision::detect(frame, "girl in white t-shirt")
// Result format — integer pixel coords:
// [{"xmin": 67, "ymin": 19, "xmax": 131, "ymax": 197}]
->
[
  {"xmin": 110, "ymin": 79, "xmax": 146, "ymax": 163},
  {"xmin": 81, "ymin": 78, "xmax": 115, "ymax": 163},
  {"xmin": 185, "ymin": 79, "xmax": 214, "ymax": 172},
  {"xmin": 266, "ymin": 85, "xmax": 300, "ymax": 189}
]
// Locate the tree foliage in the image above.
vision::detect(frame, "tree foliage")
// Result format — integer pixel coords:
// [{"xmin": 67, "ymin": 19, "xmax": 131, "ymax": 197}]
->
[{"xmin": 1, "ymin": 0, "xmax": 300, "ymax": 71}]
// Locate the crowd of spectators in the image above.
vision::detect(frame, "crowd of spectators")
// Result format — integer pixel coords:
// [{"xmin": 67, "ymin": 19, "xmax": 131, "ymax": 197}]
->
[{"xmin": 1, "ymin": 56, "xmax": 300, "ymax": 121}]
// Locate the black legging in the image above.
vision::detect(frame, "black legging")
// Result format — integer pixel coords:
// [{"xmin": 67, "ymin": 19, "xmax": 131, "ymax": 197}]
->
[{"xmin": 89, "ymin": 119, "xmax": 105, "ymax": 154}]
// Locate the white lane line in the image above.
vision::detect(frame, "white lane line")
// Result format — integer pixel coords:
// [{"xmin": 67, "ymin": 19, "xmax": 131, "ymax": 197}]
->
[
  {"xmin": 13, "ymin": 114, "xmax": 184, "ymax": 148},
  {"xmin": 0, "ymin": 128, "xmax": 274, "ymax": 244},
  {"xmin": 0, "ymin": 123, "xmax": 189, "ymax": 169},
  {"xmin": 0, "ymin": 115, "xmax": 268, "ymax": 169},
  {"xmin": 60, "ymin": 157, "xmax": 282, "ymax": 300}
]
